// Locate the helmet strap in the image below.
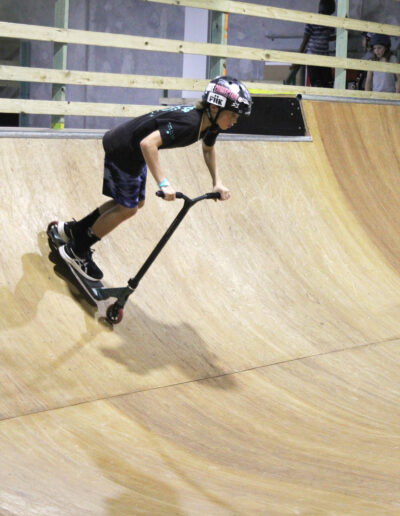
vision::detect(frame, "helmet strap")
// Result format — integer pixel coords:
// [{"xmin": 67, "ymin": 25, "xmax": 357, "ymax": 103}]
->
[{"xmin": 206, "ymin": 106, "xmax": 221, "ymax": 128}]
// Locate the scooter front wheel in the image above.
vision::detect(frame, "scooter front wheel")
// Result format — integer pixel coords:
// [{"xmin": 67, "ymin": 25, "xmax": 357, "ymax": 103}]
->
[{"xmin": 106, "ymin": 303, "xmax": 123, "ymax": 324}]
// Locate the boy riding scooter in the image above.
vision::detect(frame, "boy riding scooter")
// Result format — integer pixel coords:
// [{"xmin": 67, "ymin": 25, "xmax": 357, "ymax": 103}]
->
[{"xmin": 55, "ymin": 76, "xmax": 252, "ymax": 282}]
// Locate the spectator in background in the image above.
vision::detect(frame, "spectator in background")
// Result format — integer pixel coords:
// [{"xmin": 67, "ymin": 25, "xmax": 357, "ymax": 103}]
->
[
  {"xmin": 365, "ymin": 34, "xmax": 400, "ymax": 93},
  {"xmin": 355, "ymin": 32, "xmax": 374, "ymax": 90},
  {"xmin": 294, "ymin": 0, "xmax": 336, "ymax": 88},
  {"xmin": 361, "ymin": 32, "xmax": 374, "ymax": 60}
]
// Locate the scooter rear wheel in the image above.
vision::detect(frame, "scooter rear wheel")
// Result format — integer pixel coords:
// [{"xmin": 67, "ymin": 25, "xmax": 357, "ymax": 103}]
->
[{"xmin": 106, "ymin": 303, "xmax": 123, "ymax": 324}]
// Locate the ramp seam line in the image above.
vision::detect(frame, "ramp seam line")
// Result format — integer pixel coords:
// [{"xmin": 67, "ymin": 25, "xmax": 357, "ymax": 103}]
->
[{"xmin": 1, "ymin": 336, "xmax": 398, "ymax": 424}]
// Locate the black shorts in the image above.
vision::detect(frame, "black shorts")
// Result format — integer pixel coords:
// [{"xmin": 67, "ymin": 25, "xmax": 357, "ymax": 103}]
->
[{"xmin": 102, "ymin": 157, "xmax": 147, "ymax": 208}]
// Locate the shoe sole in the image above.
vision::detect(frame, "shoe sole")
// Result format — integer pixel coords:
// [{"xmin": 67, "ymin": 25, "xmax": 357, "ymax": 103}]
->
[{"xmin": 59, "ymin": 244, "xmax": 102, "ymax": 282}]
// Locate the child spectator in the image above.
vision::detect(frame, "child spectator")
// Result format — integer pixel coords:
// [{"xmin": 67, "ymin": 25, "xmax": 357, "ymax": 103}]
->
[{"xmin": 365, "ymin": 34, "xmax": 400, "ymax": 93}]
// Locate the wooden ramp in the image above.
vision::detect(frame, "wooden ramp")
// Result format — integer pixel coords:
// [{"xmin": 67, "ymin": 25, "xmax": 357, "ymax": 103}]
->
[{"xmin": 0, "ymin": 100, "xmax": 400, "ymax": 515}]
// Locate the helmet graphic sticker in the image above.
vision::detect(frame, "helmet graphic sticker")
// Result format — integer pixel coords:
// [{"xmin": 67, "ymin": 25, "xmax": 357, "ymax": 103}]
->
[
  {"xmin": 213, "ymin": 84, "xmax": 239, "ymax": 101},
  {"xmin": 207, "ymin": 92, "xmax": 227, "ymax": 108}
]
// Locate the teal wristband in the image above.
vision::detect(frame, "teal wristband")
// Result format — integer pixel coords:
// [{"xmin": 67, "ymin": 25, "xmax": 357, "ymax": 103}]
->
[{"xmin": 158, "ymin": 178, "xmax": 170, "ymax": 188}]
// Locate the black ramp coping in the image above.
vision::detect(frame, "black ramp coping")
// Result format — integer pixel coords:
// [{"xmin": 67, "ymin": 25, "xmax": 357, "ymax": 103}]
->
[{"xmin": 227, "ymin": 96, "xmax": 306, "ymax": 137}]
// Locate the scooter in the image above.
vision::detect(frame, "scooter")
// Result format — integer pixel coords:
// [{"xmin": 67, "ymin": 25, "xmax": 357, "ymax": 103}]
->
[{"xmin": 47, "ymin": 191, "xmax": 220, "ymax": 324}]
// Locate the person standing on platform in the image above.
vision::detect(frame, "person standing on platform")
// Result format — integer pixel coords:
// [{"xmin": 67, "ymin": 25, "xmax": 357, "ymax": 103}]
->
[{"xmin": 293, "ymin": 0, "xmax": 336, "ymax": 88}]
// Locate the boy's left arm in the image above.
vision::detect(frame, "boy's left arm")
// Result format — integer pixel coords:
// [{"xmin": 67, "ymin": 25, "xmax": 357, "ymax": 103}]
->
[{"xmin": 202, "ymin": 141, "xmax": 230, "ymax": 201}]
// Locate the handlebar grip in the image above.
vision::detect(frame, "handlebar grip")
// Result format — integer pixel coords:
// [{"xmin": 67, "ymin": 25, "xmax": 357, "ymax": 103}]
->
[
  {"xmin": 206, "ymin": 192, "xmax": 221, "ymax": 200},
  {"xmin": 156, "ymin": 191, "xmax": 184, "ymax": 199}
]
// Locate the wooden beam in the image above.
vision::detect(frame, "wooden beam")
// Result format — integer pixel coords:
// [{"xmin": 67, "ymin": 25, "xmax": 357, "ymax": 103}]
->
[
  {"xmin": 1, "ymin": 66, "xmax": 399, "ymax": 100},
  {"xmin": 143, "ymin": 0, "xmax": 400, "ymax": 36},
  {"xmin": 0, "ymin": 98, "xmax": 159, "ymax": 117},
  {"xmin": 0, "ymin": 23, "xmax": 399, "ymax": 74},
  {"xmin": 0, "ymin": 84, "xmax": 399, "ymax": 122},
  {"xmin": 0, "ymin": 65, "xmax": 208, "ymax": 90}
]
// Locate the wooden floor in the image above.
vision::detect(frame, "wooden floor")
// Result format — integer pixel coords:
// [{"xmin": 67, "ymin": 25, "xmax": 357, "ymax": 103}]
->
[{"xmin": 1, "ymin": 100, "xmax": 400, "ymax": 515}]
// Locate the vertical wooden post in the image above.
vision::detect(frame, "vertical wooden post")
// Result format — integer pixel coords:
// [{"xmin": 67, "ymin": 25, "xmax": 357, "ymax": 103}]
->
[
  {"xmin": 19, "ymin": 41, "xmax": 30, "ymax": 127},
  {"xmin": 52, "ymin": 0, "xmax": 69, "ymax": 129},
  {"xmin": 208, "ymin": 11, "xmax": 228, "ymax": 78},
  {"xmin": 334, "ymin": 0, "xmax": 349, "ymax": 90}
]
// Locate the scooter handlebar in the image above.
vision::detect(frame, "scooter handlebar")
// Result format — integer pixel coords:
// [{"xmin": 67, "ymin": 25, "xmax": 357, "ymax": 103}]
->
[{"xmin": 156, "ymin": 191, "xmax": 221, "ymax": 202}]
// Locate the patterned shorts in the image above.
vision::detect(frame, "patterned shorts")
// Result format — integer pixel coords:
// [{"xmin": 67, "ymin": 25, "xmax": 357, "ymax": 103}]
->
[{"xmin": 102, "ymin": 157, "xmax": 147, "ymax": 208}]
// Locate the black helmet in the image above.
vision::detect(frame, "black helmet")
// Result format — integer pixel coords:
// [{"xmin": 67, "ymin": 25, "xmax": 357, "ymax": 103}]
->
[
  {"xmin": 202, "ymin": 76, "xmax": 252, "ymax": 117},
  {"xmin": 370, "ymin": 33, "xmax": 391, "ymax": 49}
]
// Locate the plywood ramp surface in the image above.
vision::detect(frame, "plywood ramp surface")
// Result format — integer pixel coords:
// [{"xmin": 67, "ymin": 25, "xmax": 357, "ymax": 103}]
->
[{"xmin": 0, "ymin": 100, "xmax": 399, "ymax": 515}]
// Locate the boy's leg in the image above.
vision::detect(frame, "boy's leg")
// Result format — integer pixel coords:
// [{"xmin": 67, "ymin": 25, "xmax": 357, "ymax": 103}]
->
[
  {"xmin": 92, "ymin": 202, "xmax": 140, "ymax": 238},
  {"xmin": 92, "ymin": 159, "xmax": 147, "ymax": 238},
  {"xmin": 73, "ymin": 199, "xmax": 145, "ymax": 247},
  {"xmin": 57, "ymin": 200, "xmax": 114, "ymax": 243},
  {"xmin": 58, "ymin": 160, "xmax": 147, "ymax": 281},
  {"xmin": 59, "ymin": 202, "xmax": 142, "ymax": 281}
]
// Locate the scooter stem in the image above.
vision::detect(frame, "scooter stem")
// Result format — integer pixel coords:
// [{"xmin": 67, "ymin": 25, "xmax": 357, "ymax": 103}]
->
[{"xmin": 127, "ymin": 191, "xmax": 220, "ymax": 290}]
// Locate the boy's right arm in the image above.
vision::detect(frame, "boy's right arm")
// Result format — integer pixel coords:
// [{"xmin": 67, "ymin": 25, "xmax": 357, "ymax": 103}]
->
[{"xmin": 140, "ymin": 130, "xmax": 176, "ymax": 201}]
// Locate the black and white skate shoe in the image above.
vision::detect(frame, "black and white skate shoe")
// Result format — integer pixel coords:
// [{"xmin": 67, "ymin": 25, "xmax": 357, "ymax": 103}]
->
[
  {"xmin": 59, "ymin": 243, "xmax": 103, "ymax": 281},
  {"xmin": 57, "ymin": 221, "xmax": 76, "ymax": 243}
]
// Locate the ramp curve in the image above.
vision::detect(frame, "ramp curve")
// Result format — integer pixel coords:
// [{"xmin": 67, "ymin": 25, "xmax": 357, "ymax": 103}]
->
[{"xmin": 0, "ymin": 100, "xmax": 400, "ymax": 515}]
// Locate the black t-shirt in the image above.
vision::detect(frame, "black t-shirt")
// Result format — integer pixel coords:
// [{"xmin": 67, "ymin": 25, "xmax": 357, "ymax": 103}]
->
[{"xmin": 102, "ymin": 105, "xmax": 220, "ymax": 174}]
